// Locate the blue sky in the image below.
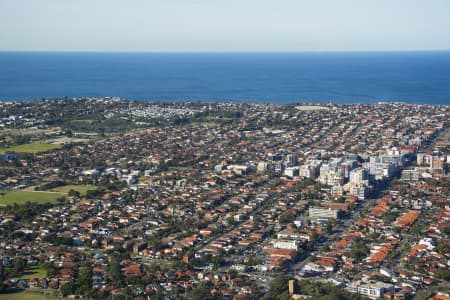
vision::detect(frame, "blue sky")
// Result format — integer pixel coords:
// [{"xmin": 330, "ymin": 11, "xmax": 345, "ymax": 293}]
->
[{"xmin": 1, "ymin": 0, "xmax": 450, "ymax": 52}]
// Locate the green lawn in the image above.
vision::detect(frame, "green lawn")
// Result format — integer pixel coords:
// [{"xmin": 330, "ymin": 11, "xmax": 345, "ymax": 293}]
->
[
  {"xmin": 0, "ymin": 290, "xmax": 58, "ymax": 300},
  {"xmin": 70, "ymin": 119, "xmax": 96, "ymax": 124},
  {"xmin": 49, "ymin": 184, "xmax": 100, "ymax": 196},
  {"xmin": 0, "ymin": 141, "xmax": 62, "ymax": 154},
  {"xmin": 15, "ymin": 265, "xmax": 47, "ymax": 280},
  {"xmin": 5, "ymin": 265, "xmax": 47, "ymax": 280},
  {"xmin": 0, "ymin": 190, "xmax": 66, "ymax": 206}
]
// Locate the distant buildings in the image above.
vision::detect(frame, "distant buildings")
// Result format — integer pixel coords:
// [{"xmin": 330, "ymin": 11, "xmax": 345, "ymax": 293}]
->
[
  {"xmin": 348, "ymin": 281, "xmax": 395, "ymax": 299},
  {"xmin": 308, "ymin": 207, "xmax": 340, "ymax": 220}
]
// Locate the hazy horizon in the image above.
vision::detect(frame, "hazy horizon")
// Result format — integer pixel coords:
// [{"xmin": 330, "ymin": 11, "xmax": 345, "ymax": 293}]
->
[
  {"xmin": 2, "ymin": 0, "xmax": 450, "ymax": 52},
  {"xmin": 2, "ymin": 49, "xmax": 450, "ymax": 54}
]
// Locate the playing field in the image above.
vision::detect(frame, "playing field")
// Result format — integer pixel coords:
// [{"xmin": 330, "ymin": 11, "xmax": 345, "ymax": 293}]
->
[
  {"xmin": 49, "ymin": 184, "xmax": 100, "ymax": 196},
  {"xmin": 0, "ymin": 291, "xmax": 58, "ymax": 300},
  {"xmin": 0, "ymin": 190, "xmax": 66, "ymax": 206},
  {"xmin": 70, "ymin": 119, "xmax": 96, "ymax": 124},
  {"xmin": 19, "ymin": 266, "xmax": 47, "ymax": 279},
  {"xmin": 0, "ymin": 141, "xmax": 62, "ymax": 154},
  {"xmin": 15, "ymin": 265, "xmax": 47, "ymax": 280}
]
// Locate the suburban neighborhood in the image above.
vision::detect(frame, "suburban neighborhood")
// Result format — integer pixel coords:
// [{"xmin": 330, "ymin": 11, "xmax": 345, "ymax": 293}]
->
[{"xmin": 0, "ymin": 98, "xmax": 449, "ymax": 300}]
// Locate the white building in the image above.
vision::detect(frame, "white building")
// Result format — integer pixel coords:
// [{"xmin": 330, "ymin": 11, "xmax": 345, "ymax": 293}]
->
[
  {"xmin": 284, "ymin": 167, "xmax": 299, "ymax": 178},
  {"xmin": 418, "ymin": 237, "xmax": 435, "ymax": 250},
  {"xmin": 272, "ymin": 240, "xmax": 299, "ymax": 250},
  {"xmin": 416, "ymin": 153, "xmax": 427, "ymax": 166},
  {"xmin": 350, "ymin": 168, "xmax": 369, "ymax": 186},
  {"xmin": 331, "ymin": 185, "xmax": 344, "ymax": 197},
  {"xmin": 327, "ymin": 172, "xmax": 344, "ymax": 187},
  {"xmin": 227, "ymin": 164, "xmax": 249, "ymax": 174},
  {"xmin": 308, "ymin": 207, "xmax": 340, "ymax": 220},
  {"xmin": 348, "ymin": 281, "xmax": 395, "ymax": 299},
  {"xmin": 365, "ymin": 159, "xmax": 396, "ymax": 180},
  {"xmin": 351, "ymin": 186, "xmax": 367, "ymax": 200},
  {"xmin": 401, "ymin": 169, "xmax": 420, "ymax": 181},
  {"xmin": 299, "ymin": 160, "xmax": 321, "ymax": 179},
  {"xmin": 257, "ymin": 162, "xmax": 269, "ymax": 173}
]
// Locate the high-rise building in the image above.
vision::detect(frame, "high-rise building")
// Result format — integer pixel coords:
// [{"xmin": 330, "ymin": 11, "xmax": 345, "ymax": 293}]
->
[
  {"xmin": 430, "ymin": 157, "xmax": 444, "ymax": 175},
  {"xmin": 350, "ymin": 167, "xmax": 369, "ymax": 186}
]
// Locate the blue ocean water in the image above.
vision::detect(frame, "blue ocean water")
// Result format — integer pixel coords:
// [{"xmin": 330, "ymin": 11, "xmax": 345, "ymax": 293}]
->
[{"xmin": 0, "ymin": 51, "xmax": 449, "ymax": 105}]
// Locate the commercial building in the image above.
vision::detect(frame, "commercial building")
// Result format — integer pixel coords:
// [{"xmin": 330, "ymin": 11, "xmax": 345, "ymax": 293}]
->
[{"xmin": 308, "ymin": 207, "xmax": 340, "ymax": 220}]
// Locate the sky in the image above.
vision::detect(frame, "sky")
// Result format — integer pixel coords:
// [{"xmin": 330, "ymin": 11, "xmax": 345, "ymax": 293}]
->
[{"xmin": 1, "ymin": 0, "xmax": 450, "ymax": 52}]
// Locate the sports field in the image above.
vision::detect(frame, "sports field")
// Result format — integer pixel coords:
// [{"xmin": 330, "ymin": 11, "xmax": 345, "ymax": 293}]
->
[
  {"xmin": 49, "ymin": 184, "xmax": 100, "ymax": 196},
  {"xmin": 15, "ymin": 265, "xmax": 47, "ymax": 280},
  {"xmin": 0, "ymin": 141, "xmax": 62, "ymax": 154},
  {"xmin": 0, "ymin": 291, "xmax": 58, "ymax": 300},
  {"xmin": 0, "ymin": 190, "xmax": 65, "ymax": 206}
]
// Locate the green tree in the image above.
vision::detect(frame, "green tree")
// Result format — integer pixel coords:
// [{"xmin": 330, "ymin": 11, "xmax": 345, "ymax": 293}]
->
[
  {"xmin": 122, "ymin": 286, "xmax": 133, "ymax": 300},
  {"xmin": 208, "ymin": 255, "xmax": 224, "ymax": 269},
  {"xmin": 0, "ymin": 264, "xmax": 6, "ymax": 292},
  {"xmin": 76, "ymin": 261, "xmax": 93, "ymax": 295},
  {"xmin": 279, "ymin": 211, "xmax": 295, "ymax": 224},
  {"xmin": 435, "ymin": 268, "xmax": 450, "ymax": 281},
  {"xmin": 61, "ymin": 282, "xmax": 77, "ymax": 297},
  {"xmin": 42, "ymin": 262, "xmax": 57, "ymax": 277},
  {"xmin": 190, "ymin": 281, "xmax": 216, "ymax": 300},
  {"xmin": 11, "ymin": 257, "xmax": 27, "ymax": 277},
  {"xmin": 68, "ymin": 189, "xmax": 81, "ymax": 197},
  {"xmin": 261, "ymin": 275, "xmax": 292, "ymax": 300},
  {"xmin": 297, "ymin": 280, "xmax": 364, "ymax": 300},
  {"xmin": 346, "ymin": 237, "xmax": 368, "ymax": 262},
  {"xmin": 437, "ymin": 240, "xmax": 450, "ymax": 255},
  {"xmin": 107, "ymin": 255, "xmax": 124, "ymax": 288}
]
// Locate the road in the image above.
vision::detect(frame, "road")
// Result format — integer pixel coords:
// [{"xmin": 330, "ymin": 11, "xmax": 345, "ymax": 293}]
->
[
  {"xmin": 289, "ymin": 192, "xmax": 379, "ymax": 273},
  {"xmin": 290, "ymin": 123, "xmax": 450, "ymax": 275}
]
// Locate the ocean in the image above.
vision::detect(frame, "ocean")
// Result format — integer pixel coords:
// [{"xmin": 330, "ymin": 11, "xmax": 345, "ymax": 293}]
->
[{"xmin": 0, "ymin": 51, "xmax": 449, "ymax": 105}]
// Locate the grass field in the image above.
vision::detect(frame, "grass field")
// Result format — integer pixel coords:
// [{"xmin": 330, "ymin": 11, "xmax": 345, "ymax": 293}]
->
[
  {"xmin": 0, "ymin": 190, "xmax": 65, "ymax": 206},
  {"xmin": 49, "ymin": 184, "xmax": 100, "ymax": 196},
  {"xmin": 1, "ymin": 127, "xmax": 61, "ymax": 135},
  {"xmin": 15, "ymin": 265, "xmax": 47, "ymax": 280},
  {"xmin": 0, "ymin": 141, "xmax": 62, "ymax": 154},
  {"xmin": 0, "ymin": 290, "xmax": 58, "ymax": 300},
  {"xmin": 70, "ymin": 119, "xmax": 96, "ymax": 124}
]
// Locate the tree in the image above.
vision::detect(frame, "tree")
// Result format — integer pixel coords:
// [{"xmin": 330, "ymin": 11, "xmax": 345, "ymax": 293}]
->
[
  {"xmin": 86, "ymin": 188, "xmax": 105, "ymax": 199},
  {"xmin": 68, "ymin": 189, "xmax": 80, "ymax": 198},
  {"xmin": 122, "ymin": 286, "xmax": 133, "ymax": 300},
  {"xmin": 10, "ymin": 257, "xmax": 27, "ymax": 277},
  {"xmin": 437, "ymin": 240, "xmax": 450, "ymax": 255},
  {"xmin": 61, "ymin": 282, "xmax": 77, "ymax": 297},
  {"xmin": 208, "ymin": 255, "xmax": 224, "ymax": 269},
  {"xmin": 56, "ymin": 196, "xmax": 67, "ymax": 204},
  {"xmin": 435, "ymin": 268, "xmax": 450, "ymax": 281},
  {"xmin": 152, "ymin": 289, "xmax": 164, "ymax": 300},
  {"xmin": 76, "ymin": 261, "xmax": 93, "ymax": 295},
  {"xmin": 190, "ymin": 281, "xmax": 217, "ymax": 300},
  {"xmin": 107, "ymin": 255, "xmax": 124, "ymax": 288},
  {"xmin": 442, "ymin": 227, "xmax": 450, "ymax": 235},
  {"xmin": 279, "ymin": 211, "xmax": 295, "ymax": 224},
  {"xmin": 42, "ymin": 262, "xmax": 57, "ymax": 277},
  {"xmin": 261, "ymin": 275, "xmax": 292, "ymax": 300},
  {"xmin": 297, "ymin": 280, "xmax": 364, "ymax": 300},
  {"xmin": 346, "ymin": 237, "xmax": 368, "ymax": 263},
  {"xmin": 0, "ymin": 264, "xmax": 6, "ymax": 292}
]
